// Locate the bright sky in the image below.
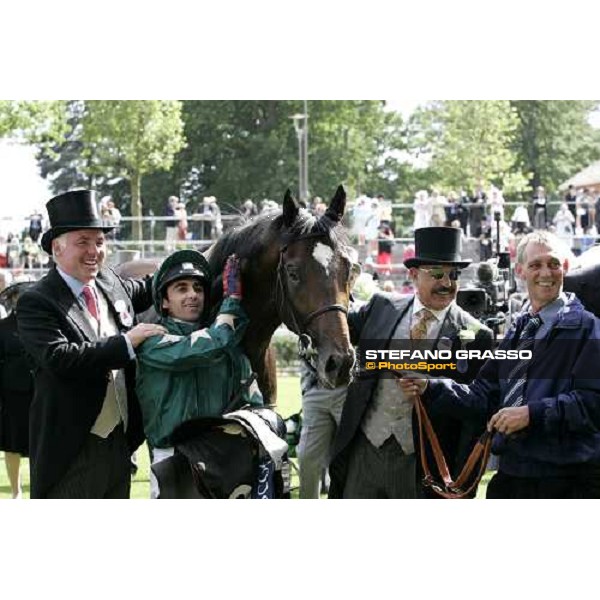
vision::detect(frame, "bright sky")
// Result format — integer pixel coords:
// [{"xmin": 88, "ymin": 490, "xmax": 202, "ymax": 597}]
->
[{"xmin": 0, "ymin": 138, "xmax": 50, "ymax": 235}]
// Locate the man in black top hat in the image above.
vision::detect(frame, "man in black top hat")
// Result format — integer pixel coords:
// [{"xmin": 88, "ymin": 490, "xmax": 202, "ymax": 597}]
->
[
  {"xmin": 16, "ymin": 189, "xmax": 167, "ymax": 498},
  {"xmin": 329, "ymin": 226, "xmax": 493, "ymax": 499}
]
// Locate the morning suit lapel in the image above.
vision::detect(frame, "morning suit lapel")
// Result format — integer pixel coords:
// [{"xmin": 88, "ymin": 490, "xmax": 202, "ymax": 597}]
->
[
  {"xmin": 46, "ymin": 268, "xmax": 98, "ymax": 341},
  {"xmin": 385, "ymin": 295, "xmax": 413, "ymax": 348},
  {"xmin": 95, "ymin": 269, "xmax": 132, "ymax": 332},
  {"xmin": 435, "ymin": 303, "xmax": 461, "ymax": 350},
  {"xmin": 95, "ymin": 270, "xmax": 118, "ymax": 330}
]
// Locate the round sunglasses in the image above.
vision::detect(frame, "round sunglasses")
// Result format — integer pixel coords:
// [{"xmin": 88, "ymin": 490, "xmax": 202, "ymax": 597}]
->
[{"xmin": 418, "ymin": 267, "xmax": 462, "ymax": 281}]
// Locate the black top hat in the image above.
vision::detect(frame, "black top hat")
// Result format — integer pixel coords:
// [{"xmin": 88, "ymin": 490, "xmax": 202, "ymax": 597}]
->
[
  {"xmin": 155, "ymin": 250, "xmax": 211, "ymax": 294},
  {"xmin": 404, "ymin": 226, "xmax": 471, "ymax": 269},
  {"xmin": 40, "ymin": 190, "xmax": 114, "ymax": 254}
]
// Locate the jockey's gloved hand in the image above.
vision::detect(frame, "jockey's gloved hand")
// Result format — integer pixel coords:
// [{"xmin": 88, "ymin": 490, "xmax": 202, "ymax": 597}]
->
[{"xmin": 223, "ymin": 254, "xmax": 243, "ymax": 299}]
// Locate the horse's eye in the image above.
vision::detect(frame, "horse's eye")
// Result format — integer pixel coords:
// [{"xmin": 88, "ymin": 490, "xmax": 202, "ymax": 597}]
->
[{"xmin": 286, "ymin": 265, "xmax": 300, "ymax": 283}]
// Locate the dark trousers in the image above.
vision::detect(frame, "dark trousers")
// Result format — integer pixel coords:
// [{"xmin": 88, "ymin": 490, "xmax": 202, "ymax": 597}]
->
[
  {"xmin": 487, "ymin": 466, "xmax": 600, "ymax": 499},
  {"xmin": 46, "ymin": 425, "xmax": 131, "ymax": 499},
  {"xmin": 343, "ymin": 431, "xmax": 417, "ymax": 499}
]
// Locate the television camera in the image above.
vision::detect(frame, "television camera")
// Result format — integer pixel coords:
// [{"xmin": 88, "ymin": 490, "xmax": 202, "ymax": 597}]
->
[{"xmin": 457, "ymin": 212, "xmax": 514, "ymax": 338}]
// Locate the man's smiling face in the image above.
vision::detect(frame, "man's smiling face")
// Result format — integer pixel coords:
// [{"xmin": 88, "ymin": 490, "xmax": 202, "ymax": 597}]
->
[
  {"xmin": 516, "ymin": 242, "xmax": 568, "ymax": 313},
  {"xmin": 53, "ymin": 229, "xmax": 106, "ymax": 284},
  {"xmin": 162, "ymin": 277, "xmax": 205, "ymax": 322}
]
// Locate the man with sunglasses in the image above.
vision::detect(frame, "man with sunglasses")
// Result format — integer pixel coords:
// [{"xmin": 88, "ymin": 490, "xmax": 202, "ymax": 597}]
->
[{"xmin": 329, "ymin": 227, "xmax": 493, "ymax": 498}]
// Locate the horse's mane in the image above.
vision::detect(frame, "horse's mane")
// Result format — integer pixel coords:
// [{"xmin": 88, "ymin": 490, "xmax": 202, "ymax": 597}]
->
[{"xmin": 208, "ymin": 209, "xmax": 351, "ymax": 272}]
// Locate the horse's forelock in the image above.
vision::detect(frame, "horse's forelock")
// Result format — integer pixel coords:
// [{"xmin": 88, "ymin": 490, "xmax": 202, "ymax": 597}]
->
[
  {"xmin": 284, "ymin": 210, "xmax": 349, "ymax": 248},
  {"xmin": 315, "ymin": 214, "xmax": 351, "ymax": 252},
  {"xmin": 208, "ymin": 207, "xmax": 350, "ymax": 274}
]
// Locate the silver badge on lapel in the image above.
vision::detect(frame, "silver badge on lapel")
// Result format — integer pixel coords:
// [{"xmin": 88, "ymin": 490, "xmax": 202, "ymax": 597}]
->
[{"xmin": 114, "ymin": 299, "xmax": 133, "ymax": 327}]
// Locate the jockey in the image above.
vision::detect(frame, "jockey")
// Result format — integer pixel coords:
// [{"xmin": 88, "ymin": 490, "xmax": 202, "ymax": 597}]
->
[{"xmin": 135, "ymin": 249, "xmax": 263, "ymax": 498}]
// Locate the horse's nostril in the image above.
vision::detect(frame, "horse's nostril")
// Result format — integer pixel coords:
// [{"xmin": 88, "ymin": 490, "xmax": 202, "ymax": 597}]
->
[
  {"xmin": 325, "ymin": 353, "xmax": 354, "ymax": 379},
  {"xmin": 325, "ymin": 355, "xmax": 340, "ymax": 375}
]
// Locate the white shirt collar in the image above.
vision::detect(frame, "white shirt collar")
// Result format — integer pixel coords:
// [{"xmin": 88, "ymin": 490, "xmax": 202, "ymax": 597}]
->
[
  {"xmin": 56, "ymin": 266, "xmax": 97, "ymax": 298},
  {"xmin": 413, "ymin": 295, "xmax": 454, "ymax": 322}
]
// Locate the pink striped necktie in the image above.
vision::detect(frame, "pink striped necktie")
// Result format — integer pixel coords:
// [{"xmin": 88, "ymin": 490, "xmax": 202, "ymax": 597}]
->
[{"xmin": 82, "ymin": 285, "xmax": 99, "ymax": 321}]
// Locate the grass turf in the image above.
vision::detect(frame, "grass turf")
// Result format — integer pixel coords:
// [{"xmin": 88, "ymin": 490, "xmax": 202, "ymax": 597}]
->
[
  {"xmin": 0, "ymin": 375, "xmax": 302, "ymax": 500},
  {"xmin": 0, "ymin": 374, "xmax": 491, "ymax": 499}
]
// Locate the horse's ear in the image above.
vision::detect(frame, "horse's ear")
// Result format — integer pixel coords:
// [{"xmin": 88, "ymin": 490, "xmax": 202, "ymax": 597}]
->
[
  {"xmin": 325, "ymin": 185, "xmax": 346, "ymax": 222},
  {"xmin": 283, "ymin": 189, "xmax": 300, "ymax": 228}
]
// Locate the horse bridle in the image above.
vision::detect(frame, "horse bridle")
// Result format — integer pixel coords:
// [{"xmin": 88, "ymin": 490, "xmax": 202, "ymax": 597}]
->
[{"xmin": 274, "ymin": 232, "xmax": 349, "ymax": 346}]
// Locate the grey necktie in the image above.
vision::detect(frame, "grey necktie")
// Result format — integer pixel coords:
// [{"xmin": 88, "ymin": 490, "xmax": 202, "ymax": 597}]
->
[{"xmin": 503, "ymin": 313, "xmax": 542, "ymax": 407}]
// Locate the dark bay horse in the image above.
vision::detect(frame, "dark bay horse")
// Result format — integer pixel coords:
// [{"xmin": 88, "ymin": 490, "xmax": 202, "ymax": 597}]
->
[
  {"xmin": 116, "ymin": 186, "xmax": 356, "ymax": 405},
  {"xmin": 206, "ymin": 186, "xmax": 356, "ymax": 404}
]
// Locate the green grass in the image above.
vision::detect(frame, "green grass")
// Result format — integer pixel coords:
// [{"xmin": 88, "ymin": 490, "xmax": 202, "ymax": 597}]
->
[
  {"xmin": 0, "ymin": 375, "xmax": 493, "ymax": 499},
  {"xmin": 128, "ymin": 374, "xmax": 302, "ymax": 499},
  {"xmin": 0, "ymin": 375, "xmax": 302, "ymax": 500}
]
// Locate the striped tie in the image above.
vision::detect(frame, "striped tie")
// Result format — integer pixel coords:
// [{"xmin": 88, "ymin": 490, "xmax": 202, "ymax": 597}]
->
[
  {"xmin": 502, "ymin": 313, "xmax": 542, "ymax": 407},
  {"xmin": 82, "ymin": 285, "xmax": 99, "ymax": 321}
]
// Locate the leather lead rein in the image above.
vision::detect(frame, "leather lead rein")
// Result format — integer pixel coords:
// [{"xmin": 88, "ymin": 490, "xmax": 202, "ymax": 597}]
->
[{"xmin": 385, "ymin": 369, "xmax": 493, "ymax": 499}]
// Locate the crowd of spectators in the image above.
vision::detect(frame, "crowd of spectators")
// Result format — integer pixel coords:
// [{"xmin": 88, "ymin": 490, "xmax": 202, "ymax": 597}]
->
[{"xmin": 2, "ymin": 185, "xmax": 600, "ymax": 297}]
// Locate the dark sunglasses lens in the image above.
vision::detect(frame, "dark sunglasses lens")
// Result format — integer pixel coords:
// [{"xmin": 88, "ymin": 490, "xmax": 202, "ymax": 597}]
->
[{"xmin": 430, "ymin": 269, "xmax": 461, "ymax": 280}]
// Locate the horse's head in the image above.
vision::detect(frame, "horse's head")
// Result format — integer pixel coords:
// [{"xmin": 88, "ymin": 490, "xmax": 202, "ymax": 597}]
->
[
  {"xmin": 275, "ymin": 185, "xmax": 356, "ymax": 388},
  {"xmin": 205, "ymin": 186, "xmax": 357, "ymax": 398}
]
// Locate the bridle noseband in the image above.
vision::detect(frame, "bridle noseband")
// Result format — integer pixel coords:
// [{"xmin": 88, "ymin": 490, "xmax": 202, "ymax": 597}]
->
[{"xmin": 301, "ymin": 302, "xmax": 348, "ymax": 331}]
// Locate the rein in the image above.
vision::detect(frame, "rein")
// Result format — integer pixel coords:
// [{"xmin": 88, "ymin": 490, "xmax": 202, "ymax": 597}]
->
[{"xmin": 380, "ymin": 369, "xmax": 493, "ymax": 499}]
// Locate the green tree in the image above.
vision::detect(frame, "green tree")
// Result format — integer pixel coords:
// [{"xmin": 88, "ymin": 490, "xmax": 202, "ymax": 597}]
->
[
  {"xmin": 401, "ymin": 102, "xmax": 445, "ymax": 198},
  {"xmin": 307, "ymin": 101, "xmax": 405, "ymax": 198},
  {"xmin": 36, "ymin": 100, "xmax": 407, "ymax": 224},
  {"xmin": 175, "ymin": 100, "xmax": 296, "ymax": 204},
  {"xmin": 511, "ymin": 100, "xmax": 600, "ymax": 194},
  {"xmin": 138, "ymin": 101, "xmax": 405, "ymax": 219},
  {"xmin": 430, "ymin": 101, "xmax": 527, "ymax": 194},
  {"xmin": 37, "ymin": 101, "xmax": 94, "ymax": 193},
  {"xmin": 0, "ymin": 100, "xmax": 69, "ymax": 142},
  {"xmin": 82, "ymin": 100, "xmax": 186, "ymax": 241}
]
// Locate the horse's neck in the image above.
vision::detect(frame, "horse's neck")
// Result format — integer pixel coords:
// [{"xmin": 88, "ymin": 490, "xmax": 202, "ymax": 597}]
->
[
  {"xmin": 245, "ymin": 275, "xmax": 281, "ymax": 331},
  {"xmin": 202, "ymin": 246, "xmax": 213, "ymax": 261}
]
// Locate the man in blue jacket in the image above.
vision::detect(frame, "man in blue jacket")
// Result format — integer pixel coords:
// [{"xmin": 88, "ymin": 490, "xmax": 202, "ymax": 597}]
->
[{"xmin": 401, "ymin": 231, "xmax": 600, "ymax": 498}]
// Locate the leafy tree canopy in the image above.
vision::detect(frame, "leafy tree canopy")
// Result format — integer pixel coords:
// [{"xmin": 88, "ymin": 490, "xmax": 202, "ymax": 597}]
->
[
  {"xmin": 406, "ymin": 101, "xmax": 529, "ymax": 196},
  {"xmin": 511, "ymin": 100, "xmax": 600, "ymax": 194},
  {"xmin": 81, "ymin": 100, "xmax": 186, "ymax": 240},
  {"xmin": 0, "ymin": 100, "xmax": 68, "ymax": 144}
]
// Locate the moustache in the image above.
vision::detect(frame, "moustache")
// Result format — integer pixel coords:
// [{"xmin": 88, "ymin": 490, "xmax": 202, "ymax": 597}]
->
[{"xmin": 433, "ymin": 286, "xmax": 455, "ymax": 294}]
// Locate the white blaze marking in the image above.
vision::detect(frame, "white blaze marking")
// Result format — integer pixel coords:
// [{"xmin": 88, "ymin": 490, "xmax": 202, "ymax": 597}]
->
[{"xmin": 312, "ymin": 242, "xmax": 334, "ymax": 275}]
